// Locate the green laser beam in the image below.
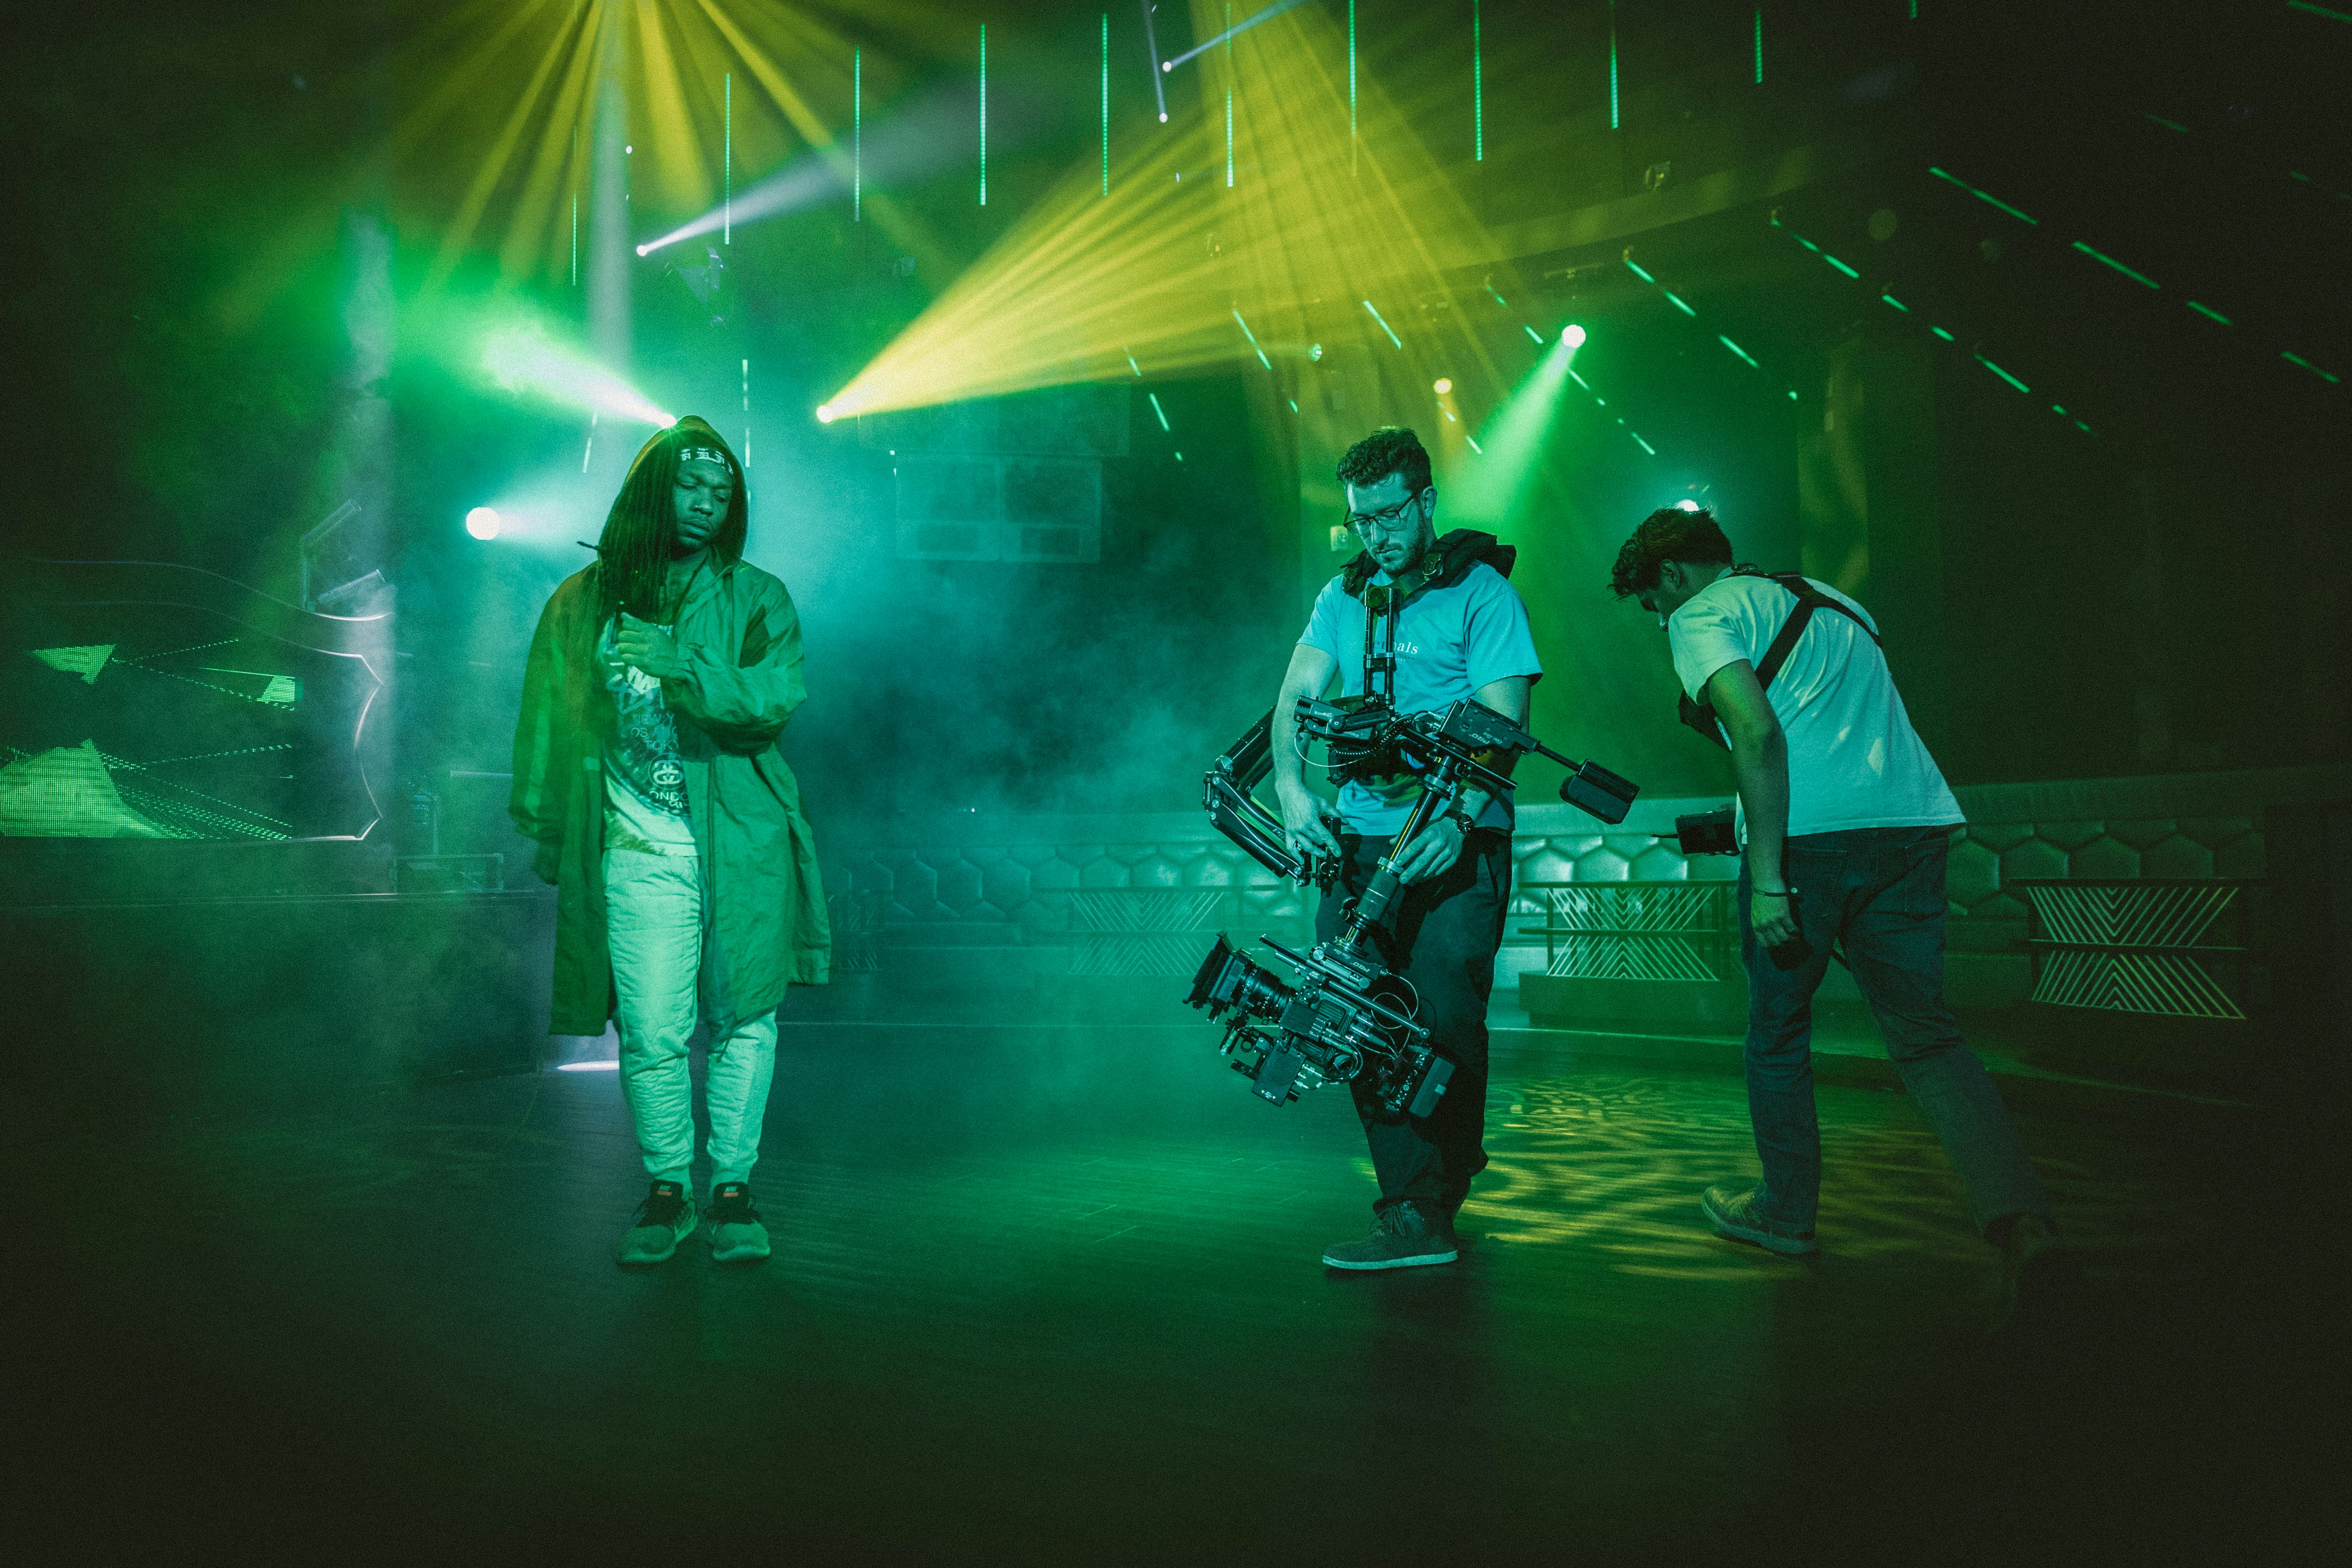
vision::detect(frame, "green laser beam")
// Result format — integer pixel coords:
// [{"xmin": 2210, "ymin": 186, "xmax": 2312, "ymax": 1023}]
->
[
  {"xmin": 1608, "ymin": 2, "xmax": 1619, "ymax": 129},
  {"xmin": 1824, "ymin": 255, "xmax": 1859, "ymax": 279},
  {"xmin": 2072, "ymin": 240, "xmax": 2159, "ymax": 288},
  {"xmin": 2282, "ymin": 350, "xmax": 2342, "ymax": 383},
  {"xmin": 1718, "ymin": 335, "xmax": 1759, "ymax": 368},
  {"xmin": 1976, "ymin": 355, "xmax": 2030, "ymax": 393},
  {"xmin": 1473, "ymin": 0, "xmax": 1482, "ymax": 161},
  {"xmin": 1232, "ymin": 309, "xmax": 1271, "ymax": 370},
  {"xmin": 1362, "ymin": 299, "xmax": 1403, "ymax": 349},
  {"xmin": 2285, "ymin": 2, "xmax": 2351, "ymax": 23},
  {"xmin": 1927, "ymin": 165, "xmax": 2038, "ymax": 225},
  {"xmin": 2186, "ymin": 300, "xmax": 2231, "ymax": 325}
]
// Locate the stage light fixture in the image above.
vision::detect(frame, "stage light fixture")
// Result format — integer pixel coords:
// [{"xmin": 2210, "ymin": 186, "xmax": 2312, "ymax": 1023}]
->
[
  {"xmin": 465, "ymin": 507, "xmax": 502, "ymax": 540},
  {"xmin": 1561, "ymin": 323, "xmax": 1588, "ymax": 348},
  {"xmin": 816, "ymin": 404, "xmax": 838, "ymax": 423},
  {"xmin": 1433, "ymin": 378, "xmax": 1453, "ymax": 394},
  {"xmin": 1674, "ymin": 499, "xmax": 1700, "ymax": 512}
]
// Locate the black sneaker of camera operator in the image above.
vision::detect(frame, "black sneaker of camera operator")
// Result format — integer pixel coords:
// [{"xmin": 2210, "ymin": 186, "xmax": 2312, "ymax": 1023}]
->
[{"xmin": 1323, "ymin": 1200, "xmax": 1461, "ymax": 1271}]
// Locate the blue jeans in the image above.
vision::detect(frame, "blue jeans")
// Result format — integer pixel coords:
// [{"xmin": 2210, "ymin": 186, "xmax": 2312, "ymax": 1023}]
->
[{"xmin": 1739, "ymin": 826, "xmax": 2049, "ymax": 1241}]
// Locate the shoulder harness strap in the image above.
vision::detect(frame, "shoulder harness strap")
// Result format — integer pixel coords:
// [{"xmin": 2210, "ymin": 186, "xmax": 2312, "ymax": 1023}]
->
[
  {"xmin": 1340, "ymin": 529, "xmax": 1516, "ymax": 606},
  {"xmin": 1678, "ymin": 571, "xmax": 1884, "ymax": 749}
]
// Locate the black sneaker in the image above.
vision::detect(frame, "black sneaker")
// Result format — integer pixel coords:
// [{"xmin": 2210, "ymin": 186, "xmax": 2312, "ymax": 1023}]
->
[
  {"xmin": 706, "ymin": 1182, "xmax": 771, "ymax": 1265},
  {"xmin": 1700, "ymin": 1182, "xmax": 1818, "ymax": 1256},
  {"xmin": 1322, "ymin": 1200, "xmax": 1461, "ymax": 1271},
  {"xmin": 615, "ymin": 1180, "xmax": 698, "ymax": 1268}
]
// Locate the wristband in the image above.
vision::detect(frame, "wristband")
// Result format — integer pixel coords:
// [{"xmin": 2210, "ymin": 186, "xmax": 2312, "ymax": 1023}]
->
[{"xmin": 1754, "ymin": 885, "xmax": 1792, "ymax": 898}]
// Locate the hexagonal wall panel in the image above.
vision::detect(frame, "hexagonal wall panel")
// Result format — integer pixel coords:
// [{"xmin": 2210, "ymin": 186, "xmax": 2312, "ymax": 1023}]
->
[
  {"xmin": 1946, "ymin": 836, "xmax": 2002, "ymax": 909},
  {"xmin": 2137, "ymin": 835, "xmax": 2215, "ymax": 880},
  {"xmin": 2067, "ymin": 836, "xmax": 2142, "ymax": 881},
  {"xmin": 2000, "ymin": 838, "xmax": 2069, "ymax": 884}
]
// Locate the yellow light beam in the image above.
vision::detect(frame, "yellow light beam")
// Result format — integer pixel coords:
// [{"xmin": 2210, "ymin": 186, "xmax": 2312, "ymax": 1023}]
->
[
  {"xmin": 426, "ymin": 0, "xmax": 596, "ymax": 291},
  {"xmin": 825, "ymin": 0, "xmax": 1519, "ymax": 419},
  {"xmin": 390, "ymin": 0, "xmax": 570, "ymax": 161},
  {"xmin": 501, "ymin": 6, "xmax": 605, "ymax": 282},
  {"xmin": 635, "ymin": 0, "xmax": 711, "ymax": 216}
]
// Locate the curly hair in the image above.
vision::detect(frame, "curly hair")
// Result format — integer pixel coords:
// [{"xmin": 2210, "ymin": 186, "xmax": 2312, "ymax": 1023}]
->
[
  {"xmin": 1335, "ymin": 426, "xmax": 1433, "ymax": 498},
  {"xmin": 594, "ymin": 416, "xmax": 748, "ymax": 623},
  {"xmin": 1608, "ymin": 507, "xmax": 1735, "ymax": 598}
]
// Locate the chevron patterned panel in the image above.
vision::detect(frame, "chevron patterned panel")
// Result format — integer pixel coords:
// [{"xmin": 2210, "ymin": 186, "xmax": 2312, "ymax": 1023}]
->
[
  {"xmin": 2028, "ymin": 882, "xmax": 2236, "ymax": 950},
  {"xmin": 1069, "ymin": 889, "xmax": 1231, "ymax": 933},
  {"xmin": 1544, "ymin": 884, "xmax": 1722, "ymax": 935},
  {"xmin": 1547, "ymin": 934, "xmax": 1720, "ymax": 983},
  {"xmin": 2031, "ymin": 949, "xmax": 2244, "ymax": 1019},
  {"xmin": 1072, "ymin": 933, "xmax": 1225, "ymax": 977},
  {"xmin": 2023, "ymin": 881, "xmax": 2247, "ymax": 1019}
]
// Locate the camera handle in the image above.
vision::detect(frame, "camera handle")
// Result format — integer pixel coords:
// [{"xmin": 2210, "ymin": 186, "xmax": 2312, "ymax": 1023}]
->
[{"xmin": 1337, "ymin": 749, "xmax": 1478, "ymax": 949}]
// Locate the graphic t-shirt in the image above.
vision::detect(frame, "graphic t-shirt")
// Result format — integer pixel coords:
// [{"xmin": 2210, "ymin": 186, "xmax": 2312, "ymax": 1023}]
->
[
  {"xmin": 1297, "ymin": 560, "xmax": 1544, "ymax": 836},
  {"xmin": 1666, "ymin": 570, "xmax": 1961, "ymax": 838},
  {"xmin": 599, "ymin": 615, "xmax": 697, "ymax": 856}
]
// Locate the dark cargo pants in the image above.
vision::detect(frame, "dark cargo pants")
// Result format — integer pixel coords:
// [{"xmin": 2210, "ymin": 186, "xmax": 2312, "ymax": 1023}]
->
[{"xmin": 1317, "ymin": 831, "xmax": 1513, "ymax": 1214}]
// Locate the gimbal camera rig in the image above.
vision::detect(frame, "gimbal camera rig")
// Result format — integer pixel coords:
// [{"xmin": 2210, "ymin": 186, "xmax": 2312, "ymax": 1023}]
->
[{"xmin": 1186, "ymin": 695, "xmax": 1640, "ymax": 1118}]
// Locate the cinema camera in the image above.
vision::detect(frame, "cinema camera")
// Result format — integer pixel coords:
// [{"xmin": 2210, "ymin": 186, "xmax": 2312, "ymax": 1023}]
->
[{"xmin": 1187, "ymin": 694, "xmax": 1640, "ymax": 1115}]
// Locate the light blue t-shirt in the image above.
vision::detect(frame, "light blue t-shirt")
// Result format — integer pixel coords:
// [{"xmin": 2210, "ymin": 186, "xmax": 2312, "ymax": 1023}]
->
[{"xmin": 1298, "ymin": 560, "xmax": 1543, "ymax": 835}]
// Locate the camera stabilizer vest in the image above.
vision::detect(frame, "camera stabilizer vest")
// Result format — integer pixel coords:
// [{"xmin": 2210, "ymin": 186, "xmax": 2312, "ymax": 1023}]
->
[
  {"xmin": 1336, "ymin": 530, "xmax": 1517, "ymax": 781},
  {"xmin": 1677, "ymin": 569, "xmax": 1882, "ymax": 750}
]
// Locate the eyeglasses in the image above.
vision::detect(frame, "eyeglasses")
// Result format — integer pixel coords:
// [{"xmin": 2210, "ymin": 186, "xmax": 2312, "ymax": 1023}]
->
[{"xmin": 1346, "ymin": 491, "xmax": 1428, "ymax": 533}]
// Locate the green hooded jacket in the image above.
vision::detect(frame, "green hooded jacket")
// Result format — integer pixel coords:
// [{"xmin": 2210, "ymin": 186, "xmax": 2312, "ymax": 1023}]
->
[{"xmin": 510, "ymin": 554, "xmax": 830, "ymax": 1036}]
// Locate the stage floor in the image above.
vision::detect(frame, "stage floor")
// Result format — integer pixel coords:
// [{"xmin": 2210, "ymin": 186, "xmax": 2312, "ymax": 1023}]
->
[{"xmin": 10, "ymin": 1020, "xmax": 2330, "ymax": 1561}]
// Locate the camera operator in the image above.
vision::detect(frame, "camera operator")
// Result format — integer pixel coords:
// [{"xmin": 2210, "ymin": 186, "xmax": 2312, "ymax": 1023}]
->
[
  {"xmin": 1611, "ymin": 506, "xmax": 2058, "ymax": 1317},
  {"xmin": 1272, "ymin": 428, "xmax": 1541, "ymax": 1271}
]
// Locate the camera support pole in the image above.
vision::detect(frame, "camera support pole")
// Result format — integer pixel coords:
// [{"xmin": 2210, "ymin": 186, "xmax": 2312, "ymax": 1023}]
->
[{"xmin": 1337, "ymin": 747, "xmax": 1496, "ymax": 948}]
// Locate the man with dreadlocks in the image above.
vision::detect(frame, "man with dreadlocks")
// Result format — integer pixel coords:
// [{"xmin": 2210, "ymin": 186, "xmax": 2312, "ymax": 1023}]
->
[{"xmin": 511, "ymin": 416, "xmax": 829, "ymax": 1268}]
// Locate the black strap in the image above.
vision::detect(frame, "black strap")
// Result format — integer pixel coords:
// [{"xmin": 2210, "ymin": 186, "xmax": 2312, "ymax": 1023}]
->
[
  {"xmin": 1678, "ymin": 572, "xmax": 1883, "ymax": 749},
  {"xmin": 1362, "ymin": 592, "xmax": 1398, "ymax": 708}
]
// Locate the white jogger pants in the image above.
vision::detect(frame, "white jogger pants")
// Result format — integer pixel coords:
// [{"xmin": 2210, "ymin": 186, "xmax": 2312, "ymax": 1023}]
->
[{"xmin": 604, "ymin": 846, "xmax": 778, "ymax": 1188}]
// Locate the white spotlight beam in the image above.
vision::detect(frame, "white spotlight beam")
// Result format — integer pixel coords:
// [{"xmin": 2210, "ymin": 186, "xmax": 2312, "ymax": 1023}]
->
[
  {"xmin": 1160, "ymin": 0, "xmax": 1310, "ymax": 73},
  {"xmin": 637, "ymin": 88, "xmax": 1001, "ymax": 256}
]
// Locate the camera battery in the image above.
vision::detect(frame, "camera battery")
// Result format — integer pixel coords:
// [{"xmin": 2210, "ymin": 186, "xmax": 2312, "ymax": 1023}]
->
[
  {"xmin": 1405, "ymin": 1055, "xmax": 1454, "ymax": 1119},
  {"xmin": 1251, "ymin": 1044, "xmax": 1309, "ymax": 1105}
]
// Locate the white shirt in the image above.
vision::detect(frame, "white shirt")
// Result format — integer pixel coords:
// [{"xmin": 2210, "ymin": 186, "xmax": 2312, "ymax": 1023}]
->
[{"xmin": 1667, "ymin": 570, "xmax": 1962, "ymax": 837}]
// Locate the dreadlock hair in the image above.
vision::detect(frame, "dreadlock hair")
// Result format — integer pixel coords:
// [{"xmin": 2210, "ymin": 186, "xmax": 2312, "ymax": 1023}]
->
[
  {"xmin": 1335, "ymin": 426, "xmax": 1433, "ymax": 498},
  {"xmin": 594, "ymin": 416, "xmax": 748, "ymax": 624},
  {"xmin": 1608, "ymin": 506, "xmax": 1735, "ymax": 598}
]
